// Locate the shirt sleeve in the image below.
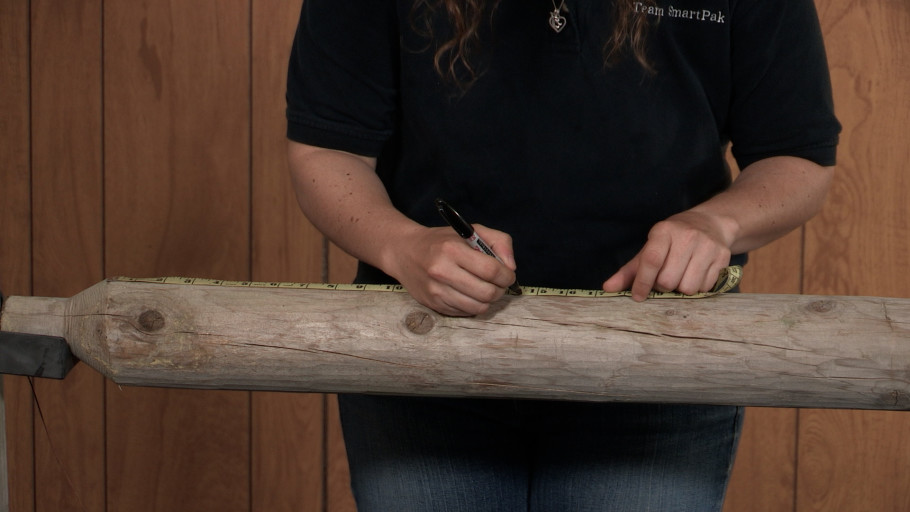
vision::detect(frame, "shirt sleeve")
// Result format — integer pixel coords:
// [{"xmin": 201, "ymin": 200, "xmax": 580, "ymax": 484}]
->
[
  {"xmin": 285, "ymin": 0, "xmax": 400, "ymax": 157},
  {"xmin": 727, "ymin": 0, "xmax": 841, "ymax": 169}
]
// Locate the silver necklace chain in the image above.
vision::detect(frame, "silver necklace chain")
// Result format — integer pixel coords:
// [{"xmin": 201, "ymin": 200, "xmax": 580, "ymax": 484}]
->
[{"xmin": 549, "ymin": 0, "xmax": 567, "ymax": 33}]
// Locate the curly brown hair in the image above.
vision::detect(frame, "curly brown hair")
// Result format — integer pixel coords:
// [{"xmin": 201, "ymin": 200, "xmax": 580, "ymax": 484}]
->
[{"xmin": 411, "ymin": 0, "xmax": 658, "ymax": 87}]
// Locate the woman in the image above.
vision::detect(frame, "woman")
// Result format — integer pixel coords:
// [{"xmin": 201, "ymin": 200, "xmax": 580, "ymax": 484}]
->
[{"xmin": 286, "ymin": 0, "xmax": 840, "ymax": 510}]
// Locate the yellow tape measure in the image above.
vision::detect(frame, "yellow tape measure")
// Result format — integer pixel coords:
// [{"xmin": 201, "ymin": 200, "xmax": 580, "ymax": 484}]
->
[{"xmin": 115, "ymin": 265, "xmax": 742, "ymax": 299}]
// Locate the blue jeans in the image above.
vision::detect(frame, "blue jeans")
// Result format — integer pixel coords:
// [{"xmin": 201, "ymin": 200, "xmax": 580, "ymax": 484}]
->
[{"xmin": 338, "ymin": 395, "xmax": 743, "ymax": 512}]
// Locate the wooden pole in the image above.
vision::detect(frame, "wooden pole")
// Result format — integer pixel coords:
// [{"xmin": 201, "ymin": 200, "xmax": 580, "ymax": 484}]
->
[{"xmin": 1, "ymin": 278, "xmax": 909, "ymax": 410}]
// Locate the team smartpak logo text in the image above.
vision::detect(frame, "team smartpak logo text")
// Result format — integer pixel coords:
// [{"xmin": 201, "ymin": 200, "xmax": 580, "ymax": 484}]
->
[{"xmin": 634, "ymin": 2, "xmax": 726, "ymax": 23}]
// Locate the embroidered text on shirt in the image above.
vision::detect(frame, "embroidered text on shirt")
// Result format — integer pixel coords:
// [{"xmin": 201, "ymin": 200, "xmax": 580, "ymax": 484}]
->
[{"xmin": 634, "ymin": 2, "xmax": 727, "ymax": 24}]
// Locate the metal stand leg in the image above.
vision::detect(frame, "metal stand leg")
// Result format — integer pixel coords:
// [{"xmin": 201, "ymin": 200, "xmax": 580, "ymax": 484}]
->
[{"xmin": 1, "ymin": 376, "xmax": 9, "ymax": 512}]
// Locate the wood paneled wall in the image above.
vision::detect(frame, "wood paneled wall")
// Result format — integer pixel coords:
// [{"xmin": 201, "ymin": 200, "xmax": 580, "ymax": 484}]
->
[
  {"xmin": 724, "ymin": 2, "xmax": 910, "ymax": 511},
  {"xmin": 1, "ymin": 1, "xmax": 907, "ymax": 510}
]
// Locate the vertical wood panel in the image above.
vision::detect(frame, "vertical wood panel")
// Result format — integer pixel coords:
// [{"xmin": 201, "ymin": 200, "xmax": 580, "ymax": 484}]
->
[
  {"xmin": 30, "ymin": 1, "xmax": 107, "ymax": 511},
  {"xmin": 251, "ymin": 1, "xmax": 321, "ymax": 283},
  {"xmin": 328, "ymin": 245, "xmax": 359, "ymax": 285},
  {"xmin": 103, "ymin": 1, "xmax": 252, "ymax": 510},
  {"xmin": 798, "ymin": 411, "xmax": 910, "ymax": 512},
  {"xmin": 251, "ymin": 393, "xmax": 324, "ymax": 512},
  {"xmin": 250, "ymin": 1, "xmax": 327, "ymax": 511},
  {"xmin": 0, "ymin": 377, "xmax": 31, "ymax": 512},
  {"xmin": 105, "ymin": 388, "xmax": 250, "ymax": 511},
  {"xmin": 723, "ymin": 406, "xmax": 798, "ymax": 512},
  {"xmin": 324, "ymin": 396, "xmax": 355, "ymax": 512},
  {"xmin": 325, "ymin": 252, "xmax": 359, "ymax": 512},
  {"xmin": 31, "ymin": 2, "xmax": 105, "ymax": 291},
  {"xmin": 722, "ymin": 159, "xmax": 802, "ymax": 510},
  {"xmin": 799, "ymin": 0, "xmax": 910, "ymax": 510},
  {"xmin": 32, "ymin": 365, "xmax": 105, "ymax": 512},
  {"xmin": 806, "ymin": 0, "xmax": 910, "ymax": 298},
  {"xmin": 104, "ymin": 0, "xmax": 251, "ymax": 280},
  {"xmin": 724, "ymin": 234, "xmax": 803, "ymax": 512},
  {"xmin": 0, "ymin": 0, "xmax": 35, "ymax": 509},
  {"xmin": 6, "ymin": 1, "xmax": 905, "ymax": 511},
  {"xmin": 0, "ymin": 0, "xmax": 31, "ymax": 293},
  {"xmin": 739, "ymin": 231, "xmax": 805, "ymax": 296}
]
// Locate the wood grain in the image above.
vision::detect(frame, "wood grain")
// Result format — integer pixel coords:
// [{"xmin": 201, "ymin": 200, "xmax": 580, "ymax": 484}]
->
[
  {"xmin": 32, "ymin": 365, "xmax": 105, "ymax": 512},
  {"xmin": 30, "ymin": 0, "xmax": 107, "ymax": 510},
  {"xmin": 326, "ymin": 250, "xmax": 359, "ymax": 512},
  {"xmin": 251, "ymin": 392, "xmax": 325, "ymax": 512},
  {"xmin": 105, "ymin": 387, "xmax": 251, "ymax": 511},
  {"xmin": 799, "ymin": 0, "xmax": 910, "ymax": 510},
  {"xmin": 4, "ymin": 0, "xmax": 907, "ymax": 509},
  {"xmin": 724, "ymin": 232, "xmax": 803, "ymax": 512},
  {"xmin": 250, "ymin": 1, "xmax": 327, "ymax": 510},
  {"xmin": 0, "ymin": 374, "xmax": 33, "ymax": 512},
  {"xmin": 102, "ymin": 1, "xmax": 252, "ymax": 510},
  {"xmin": 0, "ymin": 0, "xmax": 35, "ymax": 508},
  {"xmin": 807, "ymin": 0, "xmax": 910, "ymax": 298},
  {"xmin": 328, "ymin": 245, "xmax": 359, "ymax": 286},
  {"xmin": 0, "ymin": 0, "xmax": 31, "ymax": 293},
  {"xmin": 8, "ymin": 280, "xmax": 909, "ymax": 410},
  {"xmin": 30, "ymin": 2, "xmax": 104, "ymax": 293},
  {"xmin": 798, "ymin": 409, "xmax": 910, "ymax": 512},
  {"xmin": 724, "ymin": 408, "xmax": 798, "ymax": 512},
  {"xmin": 103, "ymin": 0, "xmax": 251, "ymax": 279},
  {"xmin": 251, "ymin": 0, "xmax": 322, "ymax": 286},
  {"xmin": 325, "ymin": 395, "xmax": 357, "ymax": 512}
]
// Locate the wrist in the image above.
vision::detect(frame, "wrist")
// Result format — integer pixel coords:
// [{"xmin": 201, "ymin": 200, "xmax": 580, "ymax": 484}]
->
[
  {"xmin": 685, "ymin": 206, "xmax": 741, "ymax": 251},
  {"xmin": 373, "ymin": 220, "xmax": 425, "ymax": 279},
  {"xmin": 712, "ymin": 212, "xmax": 741, "ymax": 251}
]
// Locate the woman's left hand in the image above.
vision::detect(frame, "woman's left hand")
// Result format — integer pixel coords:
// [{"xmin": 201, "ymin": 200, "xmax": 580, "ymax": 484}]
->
[
  {"xmin": 602, "ymin": 156, "xmax": 834, "ymax": 301},
  {"xmin": 602, "ymin": 210, "xmax": 733, "ymax": 301}
]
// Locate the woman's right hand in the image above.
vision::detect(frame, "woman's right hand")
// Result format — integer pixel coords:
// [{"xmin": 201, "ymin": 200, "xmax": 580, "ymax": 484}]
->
[
  {"xmin": 383, "ymin": 224, "xmax": 517, "ymax": 317},
  {"xmin": 288, "ymin": 141, "xmax": 517, "ymax": 317}
]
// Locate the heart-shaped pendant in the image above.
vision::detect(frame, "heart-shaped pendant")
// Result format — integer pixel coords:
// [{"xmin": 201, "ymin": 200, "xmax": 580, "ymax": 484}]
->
[{"xmin": 549, "ymin": 9, "xmax": 567, "ymax": 33}]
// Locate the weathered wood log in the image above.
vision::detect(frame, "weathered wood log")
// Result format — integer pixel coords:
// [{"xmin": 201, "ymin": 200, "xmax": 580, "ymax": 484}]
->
[{"xmin": 1, "ymin": 278, "xmax": 909, "ymax": 410}]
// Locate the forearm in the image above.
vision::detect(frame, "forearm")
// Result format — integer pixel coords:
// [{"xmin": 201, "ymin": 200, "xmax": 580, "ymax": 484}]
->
[
  {"xmin": 691, "ymin": 155, "xmax": 834, "ymax": 254},
  {"xmin": 287, "ymin": 140, "xmax": 517, "ymax": 316},
  {"xmin": 287, "ymin": 141, "xmax": 421, "ymax": 273},
  {"xmin": 604, "ymin": 155, "xmax": 833, "ymax": 300}
]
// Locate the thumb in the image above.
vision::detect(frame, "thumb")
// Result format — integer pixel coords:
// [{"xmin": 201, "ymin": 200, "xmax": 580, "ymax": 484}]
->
[{"xmin": 473, "ymin": 224, "xmax": 517, "ymax": 270}]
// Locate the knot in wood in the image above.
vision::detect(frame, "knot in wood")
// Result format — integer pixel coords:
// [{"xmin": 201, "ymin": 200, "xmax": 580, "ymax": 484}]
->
[
  {"xmin": 138, "ymin": 310, "xmax": 165, "ymax": 332},
  {"xmin": 405, "ymin": 310, "xmax": 435, "ymax": 335},
  {"xmin": 879, "ymin": 389, "xmax": 910, "ymax": 409},
  {"xmin": 807, "ymin": 300, "xmax": 836, "ymax": 314}
]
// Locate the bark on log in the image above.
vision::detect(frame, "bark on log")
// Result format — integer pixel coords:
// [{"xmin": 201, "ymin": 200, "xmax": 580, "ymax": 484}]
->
[{"xmin": 1, "ymin": 278, "xmax": 909, "ymax": 410}]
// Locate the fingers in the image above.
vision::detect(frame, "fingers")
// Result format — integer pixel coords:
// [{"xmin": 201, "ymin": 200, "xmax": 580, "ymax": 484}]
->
[
  {"xmin": 631, "ymin": 233, "xmax": 672, "ymax": 299},
  {"xmin": 603, "ymin": 214, "xmax": 732, "ymax": 301},
  {"xmin": 472, "ymin": 224, "xmax": 517, "ymax": 270},
  {"xmin": 393, "ymin": 227, "xmax": 518, "ymax": 316},
  {"xmin": 440, "ymin": 237, "xmax": 517, "ymax": 292},
  {"xmin": 420, "ymin": 264, "xmax": 513, "ymax": 317},
  {"xmin": 602, "ymin": 260, "xmax": 637, "ymax": 294},
  {"xmin": 423, "ymin": 273, "xmax": 506, "ymax": 317}
]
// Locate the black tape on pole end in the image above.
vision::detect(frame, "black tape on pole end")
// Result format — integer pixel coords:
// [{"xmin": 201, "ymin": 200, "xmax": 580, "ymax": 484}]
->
[
  {"xmin": 1, "ymin": 287, "xmax": 78, "ymax": 379},
  {"xmin": 0, "ymin": 332, "xmax": 78, "ymax": 379}
]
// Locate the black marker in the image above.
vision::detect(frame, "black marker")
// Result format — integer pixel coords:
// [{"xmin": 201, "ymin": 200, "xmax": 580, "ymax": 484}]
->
[{"xmin": 434, "ymin": 198, "xmax": 522, "ymax": 295}]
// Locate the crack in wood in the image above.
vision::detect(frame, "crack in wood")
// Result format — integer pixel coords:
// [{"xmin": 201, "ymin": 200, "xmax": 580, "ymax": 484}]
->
[
  {"xmin": 602, "ymin": 326, "xmax": 817, "ymax": 354},
  {"xmin": 229, "ymin": 342, "xmax": 425, "ymax": 368}
]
